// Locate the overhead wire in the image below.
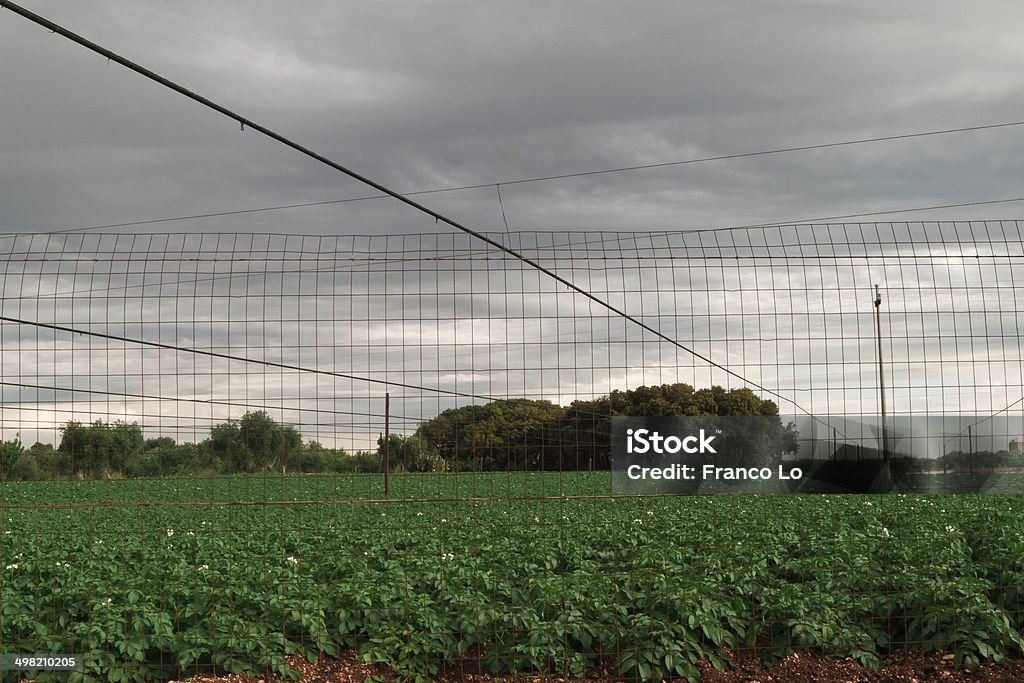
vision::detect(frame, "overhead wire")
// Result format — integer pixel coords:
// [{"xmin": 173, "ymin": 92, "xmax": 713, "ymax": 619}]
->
[
  {"xmin": 2, "ymin": 150, "xmax": 1023, "ymax": 238},
  {"xmin": 687, "ymin": 197, "xmax": 1024, "ymax": 234}
]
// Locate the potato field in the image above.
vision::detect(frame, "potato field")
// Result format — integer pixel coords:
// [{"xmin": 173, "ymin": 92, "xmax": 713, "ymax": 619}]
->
[{"xmin": 2, "ymin": 473, "xmax": 1024, "ymax": 682}]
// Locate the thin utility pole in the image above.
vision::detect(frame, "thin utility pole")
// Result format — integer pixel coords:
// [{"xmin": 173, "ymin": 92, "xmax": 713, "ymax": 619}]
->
[
  {"xmin": 968, "ymin": 423, "xmax": 974, "ymax": 475},
  {"xmin": 383, "ymin": 393, "xmax": 390, "ymax": 497},
  {"xmin": 874, "ymin": 285, "xmax": 890, "ymax": 476}
]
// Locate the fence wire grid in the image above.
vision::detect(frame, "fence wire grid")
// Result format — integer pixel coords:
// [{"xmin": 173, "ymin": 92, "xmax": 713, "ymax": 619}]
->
[{"xmin": 1, "ymin": 223, "xmax": 1024, "ymax": 681}]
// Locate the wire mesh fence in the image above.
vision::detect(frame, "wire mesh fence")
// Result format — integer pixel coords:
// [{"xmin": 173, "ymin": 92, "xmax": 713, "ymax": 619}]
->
[{"xmin": 1, "ymin": 223, "xmax": 1024, "ymax": 681}]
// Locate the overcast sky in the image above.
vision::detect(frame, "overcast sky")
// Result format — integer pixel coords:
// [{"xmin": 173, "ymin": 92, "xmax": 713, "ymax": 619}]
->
[
  {"xmin": 4, "ymin": 1, "xmax": 1024, "ymax": 236},
  {"xmin": 4, "ymin": 2, "xmax": 1024, "ymax": 450}
]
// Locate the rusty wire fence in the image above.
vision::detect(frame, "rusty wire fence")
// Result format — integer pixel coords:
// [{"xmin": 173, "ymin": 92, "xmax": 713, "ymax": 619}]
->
[{"xmin": 2, "ymin": 223, "xmax": 1024, "ymax": 681}]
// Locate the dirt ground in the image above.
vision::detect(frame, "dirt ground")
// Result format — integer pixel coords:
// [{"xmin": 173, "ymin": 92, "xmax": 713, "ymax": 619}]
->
[{"xmin": 168, "ymin": 650, "xmax": 1024, "ymax": 683}]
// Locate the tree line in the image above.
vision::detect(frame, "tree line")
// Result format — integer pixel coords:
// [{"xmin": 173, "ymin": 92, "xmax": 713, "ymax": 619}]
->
[
  {"xmin": 0, "ymin": 411, "xmax": 380, "ymax": 481},
  {"xmin": 0, "ymin": 383, "xmax": 783, "ymax": 480}
]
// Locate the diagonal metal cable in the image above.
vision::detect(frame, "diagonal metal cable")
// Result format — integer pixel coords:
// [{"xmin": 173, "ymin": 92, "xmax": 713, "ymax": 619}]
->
[
  {"xmin": 0, "ymin": 380, "xmax": 416, "ymax": 421},
  {"xmin": 0, "ymin": 316, "xmax": 504, "ymax": 403}
]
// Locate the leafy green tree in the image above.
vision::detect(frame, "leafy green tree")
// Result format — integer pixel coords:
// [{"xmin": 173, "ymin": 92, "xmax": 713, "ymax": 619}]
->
[
  {"xmin": 239, "ymin": 410, "xmax": 287, "ymax": 471},
  {"xmin": 242, "ymin": 411, "xmax": 301, "ymax": 472},
  {"xmin": 1, "ymin": 433, "xmax": 24, "ymax": 480},
  {"xmin": 377, "ymin": 434, "xmax": 447, "ymax": 473},
  {"xmin": 208, "ymin": 420, "xmax": 249, "ymax": 472},
  {"xmin": 128, "ymin": 439, "xmax": 201, "ymax": 478},
  {"xmin": 57, "ymin": 420, "xmax": 90, "ymax": 475},
  {"xmin": 555, "ymin": 384, "xmax": 785, "ymax": 470},
  {"xmin": 27, "ymin": 441, "xmax": 64, "ymax": 478},
  {"xmin": 415, "ymin": 399, "xmax": 563, "ymax": 470},
  {"xmin": 206, "ymin": 411, "xmax": 302, "ymax": 473},
  {"xmin": 295, "ymin": 440, "xmax": 328, "ymax": 473},
  {"xmin": 296, "ymin": 440, "xmax": 352, "ymax": 473},
  {"xmin": 11, "ymin": 452, "xmax": 39, "ymax": 481},
  {"xmin": 58, "ymin": 420, "xmax": 143, "ymax": 477},
  {"xmin": 350, "ymin": 450, "xmax": 382, "ymax": 473},
  {"xmin": 108, "ymin": 420, "xmax": 144, "ymax": 473}
]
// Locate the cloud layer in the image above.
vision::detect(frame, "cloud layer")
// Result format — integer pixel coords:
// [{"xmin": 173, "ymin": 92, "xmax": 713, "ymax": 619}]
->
[{"xmin": 4, "ymin": 2, "xmax": 1024, "ymax": 236}]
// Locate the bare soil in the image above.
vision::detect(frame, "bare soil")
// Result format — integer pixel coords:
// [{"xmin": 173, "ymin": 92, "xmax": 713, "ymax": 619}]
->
[{"xmin": 167, "ymin": 650, "xmax": 1024, "ymax": 683}]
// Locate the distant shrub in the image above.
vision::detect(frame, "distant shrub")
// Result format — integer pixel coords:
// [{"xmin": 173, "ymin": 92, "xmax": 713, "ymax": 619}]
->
[
  {"xmin": 1, "ymin": 435, "xmax": 24, "ymax": 480},
  {"xmin": 11, "ymin": 453, "xmax": 39, "ymax": 481}
]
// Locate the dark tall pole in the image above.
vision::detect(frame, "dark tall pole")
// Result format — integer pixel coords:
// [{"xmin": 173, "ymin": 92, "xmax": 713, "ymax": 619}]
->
[
  {"xmin": 968, "ymin": 424, "xmax": 974, "ymax": 475},
  {"xmin": 383, "ymin": 393, "xmax": 390, "ymax": 496},
  {"xmin": 874, "ymin": 285, "xmax": 890, "ymax": 480}
]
